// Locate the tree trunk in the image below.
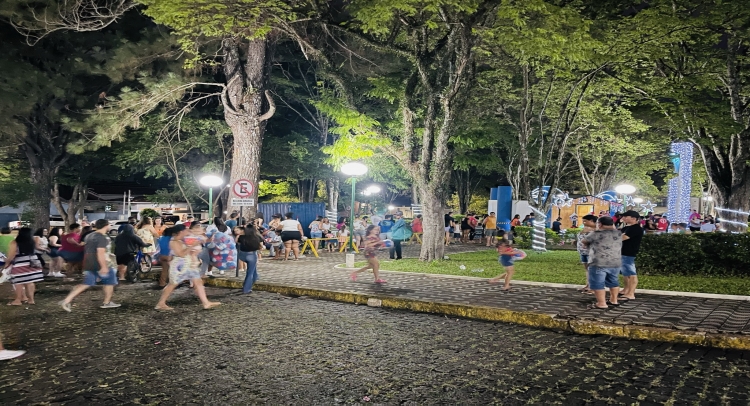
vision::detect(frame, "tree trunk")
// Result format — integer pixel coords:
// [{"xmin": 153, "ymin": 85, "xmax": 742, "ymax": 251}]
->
[
  {"xmin": 28, "ymin": 166, "xmax": 53, "ymax": 230},
  {"xmin": 419, "ymin": 187, "xmax": 445, "ymax": 261},
  {"xmin": 411, "ymin": 183, "xmax": 420, "ymax": 205},
  {"xmin": 222, "ymin": 37, "xmax": 276, "ymax": 222},
  {"xmin": 326, "ymin": 177, "xmax": 339, "ymax": 212}
]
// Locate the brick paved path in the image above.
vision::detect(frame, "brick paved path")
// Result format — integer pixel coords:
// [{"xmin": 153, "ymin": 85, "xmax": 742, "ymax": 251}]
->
[
  {"xmin": 223, "ymin": 244, "xmax": 750, "ymax": 335},
  {"xmin": 2, "ymin": 285, "xmax": 750, "ymax": 404}
]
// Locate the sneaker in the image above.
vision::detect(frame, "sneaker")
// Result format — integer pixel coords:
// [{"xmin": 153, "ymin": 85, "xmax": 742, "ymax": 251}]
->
[
  {"xmin": 219, "ymin": 270, "xmax": 225, "ymax": 275},
  {"xmin": 54, "ymin": 272, "xmax": 65, "ymax": 277},
  {"xmin": 100, "ymin": 302, "xmax": 121, "ymax": 309},
  {"xmin": 206, "ymin": 271, "xmax": 213, "ymax": 276},
  {"xmin": 59, "ymin": 300, "xmax": 71, "ymax": 312},
  {"xmin": 0, "ymin": 350, "xmax": 25, "ymax": 361}
]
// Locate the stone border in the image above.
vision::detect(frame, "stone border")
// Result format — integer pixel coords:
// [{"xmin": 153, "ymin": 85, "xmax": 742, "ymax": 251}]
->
[
  {"xmin": 332, "ymin": 263, "xmax": 750, "ymax": 301},
  {"xmin": 203, "ymin": 277, "xmax": 750, "ymax": 350}
]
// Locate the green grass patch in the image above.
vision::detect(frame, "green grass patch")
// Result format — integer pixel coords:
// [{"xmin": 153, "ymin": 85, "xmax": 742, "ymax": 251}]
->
[{"xmin": 355, "ymin": 250, "xmax": 750, "ymax": 296}]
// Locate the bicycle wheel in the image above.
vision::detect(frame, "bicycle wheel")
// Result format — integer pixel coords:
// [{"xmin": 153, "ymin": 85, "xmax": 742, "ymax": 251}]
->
[
  {"xmin": 126, "ymin": 260, "xmax": 139, "ymax": 283},
  {"xmin": 139, "ymin": 253, "xmax": 153, "ymax": 273}
]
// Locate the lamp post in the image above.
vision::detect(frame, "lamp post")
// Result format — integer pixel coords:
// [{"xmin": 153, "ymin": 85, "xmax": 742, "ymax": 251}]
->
[
  {"xmin": 341, "ymin": 162, "xmax": 368, "ymax": 256},
  {"xmin": 199, "ymin": 175, "xmax": 224, "ymax": 220},
  {"xmin": 614, "ymin": 184, "xmax": 636, "ymax": 212}
]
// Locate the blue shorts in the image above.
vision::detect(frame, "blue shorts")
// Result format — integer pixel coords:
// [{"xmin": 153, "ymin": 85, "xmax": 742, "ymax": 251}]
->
[
  {"xmin": 499, "ymin": 255, "xmax": 515, "ymax": 267},
  {"xmin": 59, "ymin": 251, "xmax": 84, "ymax": 263},
  {"xmin": 588, "ymin": 266, "xmax": 620, "ymax": 290},
  {"xmin": 82, "ymin": 269, "xmax": 119, "ymax": 286},
  {"xmin": 579, "ymin": 254, "xmax": 589, "ymax": 264},
  {"xmin": 621, "ymin": 256, "xmax": 637, "ymax": 276}
]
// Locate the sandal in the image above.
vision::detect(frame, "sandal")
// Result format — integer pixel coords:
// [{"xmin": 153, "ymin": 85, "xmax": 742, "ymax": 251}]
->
[
  {"xmin": 606, "ymin": 300, "xmax": 620, "ymax": 307},
  {"xmin": 154, "ymin": 306, "xmax": 174, "ymax": 311},
  {"xmin": 587, "ymin": 303, "xmax": 609, "ymax": 310},
  {"xmin": 349, "ymin": 273, "xmax": 357, "ymax": 282},
  {"xmin": 374, "ymin": 279, "xmax": 387, "ymax": 283}
]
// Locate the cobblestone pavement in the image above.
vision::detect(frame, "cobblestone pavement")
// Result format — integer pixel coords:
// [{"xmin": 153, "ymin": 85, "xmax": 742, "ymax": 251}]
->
[
  {"xmin": 213, "ymin": 244, "xmax": 750, "ymax": 335},
  {"xmin": 2, "ymin": 283, "xmax": 750, "ymax": 405}
]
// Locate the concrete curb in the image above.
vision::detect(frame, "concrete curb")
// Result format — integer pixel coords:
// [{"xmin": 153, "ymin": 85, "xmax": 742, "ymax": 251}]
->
[
  {"xmin": 332, "ymin": 263, "xmax": 750, "ymax": 301},
  {"xmin": 202, "ymin": 277, "xmax": 750, "ymax": 350}
]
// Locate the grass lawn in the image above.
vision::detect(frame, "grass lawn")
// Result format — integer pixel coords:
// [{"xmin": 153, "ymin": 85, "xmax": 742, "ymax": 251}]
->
[{"xmin": 356, "ymin": 250, "xmax": 750, "ymax": 296}]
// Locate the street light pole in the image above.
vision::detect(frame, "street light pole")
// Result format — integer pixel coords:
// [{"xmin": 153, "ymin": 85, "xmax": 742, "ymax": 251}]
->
[
  {"xmin": 349, "ymin": 176, "xmax": 357, "ymax": 253},
  {"xmin": 200, "ymin": 175, "xmax": 224, "ymax": 222},
  {"xmin": 341, "ymin": 162, "xmax": 368, "ymax": 257}
]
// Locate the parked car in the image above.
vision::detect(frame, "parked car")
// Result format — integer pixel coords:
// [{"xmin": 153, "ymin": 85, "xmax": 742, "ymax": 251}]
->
[{"xmin": 108, "ymin": 220, "xmax": 130, "ymax": 236}]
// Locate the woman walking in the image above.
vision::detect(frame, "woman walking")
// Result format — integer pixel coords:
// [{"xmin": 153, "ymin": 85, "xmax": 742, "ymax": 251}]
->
[
  {"xmin": 349, "ymin": 225, "xmax": 387, "ymax": 283},
  {"xmin": 157, "ymin": 227, "xmax": 174, "ymax": 287},
  {"xmin": 155, "ymin": 225, "xmax": 221, "ymax": 311},
  {"xmin": 33, "ymin": 228, "xmax": 50, "ymax": 273},
  {"xmin": 3, "ymin": 228, "xmax": 44, "ymax": 305},
  {"xmin": 47, "ymin": 227, "xmax": 64, "ymax": 277},
  {"xmin": 237, "ymin": 224, "xmax": 263, "ymax": 293},
  {"xmin": 280, "ymin": 213, "xmax": 303, "ymax": 261}
]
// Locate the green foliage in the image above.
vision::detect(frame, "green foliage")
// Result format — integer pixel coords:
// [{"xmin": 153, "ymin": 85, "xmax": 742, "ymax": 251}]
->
[
  {"xmin": 140, "ymin": 208, "xmax": 160, "ymax": 219},
  {"xmin": 257, "ymin": 180, "xmax": 298, "ymax": 202},
  {"xmin": 363, "ymin": 250, "xmax": 750, "ymax": 295},
  {"xmin": 637, "ymin": 233, "xmax": 750, "ymax": 277},
  {"xmin": 447, "ymin": 192, "xmax": 489, "ymax": 214},
  {"xmin": 512, "ymin": 226, "xmax": 562, "ymax": 249}
]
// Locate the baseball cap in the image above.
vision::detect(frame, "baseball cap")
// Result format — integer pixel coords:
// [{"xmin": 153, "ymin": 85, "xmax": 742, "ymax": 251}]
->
[{"xmin": 622, "ymin": 210, "xmax": 641, "ymax": 219}]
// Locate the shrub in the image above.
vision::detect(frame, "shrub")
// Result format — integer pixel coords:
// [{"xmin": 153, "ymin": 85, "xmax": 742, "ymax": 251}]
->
[
  {"xmin": 512, "ymin": 226, "xmax": 562, "ymax": 249},
  {"xmin": 636, "ymin": 233, "xmax": 750, "ymax": 276}
]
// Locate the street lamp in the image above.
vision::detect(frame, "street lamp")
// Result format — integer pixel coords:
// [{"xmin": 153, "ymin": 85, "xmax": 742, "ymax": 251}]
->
[
  {"xmin": 199, "ymin": 175, "xmax": 224, "ymax": 220},
  {"xmin": 633, "ymin": 198, "xmax": 644, "ymax": 204},
  {"xmin": 341, "ymin": 162, "xmax": 368, "ymax": 254}
]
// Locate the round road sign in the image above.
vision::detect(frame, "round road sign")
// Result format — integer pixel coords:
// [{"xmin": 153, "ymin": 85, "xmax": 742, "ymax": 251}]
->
[{"xmin": 233, "ymin": 179, "xmax": 254, "ymax": 197}]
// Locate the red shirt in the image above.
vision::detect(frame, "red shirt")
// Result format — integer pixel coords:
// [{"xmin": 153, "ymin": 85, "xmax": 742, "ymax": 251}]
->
[
  {"xmin": 61, "ymin": 233, "xmax": 84, "ymax": 253},
  {"xmin": 411, "ymin": 218, "xmax": 423, "ymax": 233},
  {"xmin": 657, "ymin": 219, "xmax": 668, "ymax": 231}
]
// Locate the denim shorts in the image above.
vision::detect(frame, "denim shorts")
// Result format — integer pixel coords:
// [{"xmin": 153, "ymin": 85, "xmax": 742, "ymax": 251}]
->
[
  {"xmin": 621, "ymin": 256, "xmax": 637, "ymax": 276},
  {"xmin": 498, "ymin": 255, "xmax": 515, "ymax": 267},
  {"xmin": 579, "ymin": 254, "xmax": 589, "ymax": 264},
  {"xmin": 82, "ymin": 268, "xmax": 119, "ymax": 286},
  {"xmin": 311, "ymin": 231, "xmax": 323, "ymax": 238},
  {"xmin": 59, "ymin": 251, "xmax": 84, "ymax": 263},
  {"xmin": 588, "ymin": 266, "xmax": 620, "ymax": 290}
]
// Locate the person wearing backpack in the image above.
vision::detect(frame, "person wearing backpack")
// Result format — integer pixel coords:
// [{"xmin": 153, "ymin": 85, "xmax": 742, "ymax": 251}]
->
[{"xmin": 389, "ymin": 212, "xmax": 412, "ymax": 260}]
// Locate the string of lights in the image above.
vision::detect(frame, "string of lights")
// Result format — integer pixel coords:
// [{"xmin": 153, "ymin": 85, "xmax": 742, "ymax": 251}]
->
[
  {"xmin": 716, "ymin": 218, "xmax": 749, "ymax": 227},
  {"xmin": 529, "ymin": 207, "xmax": 547, "ymax": 252},
  {"xmin": 666, "ymin": 142, "xmax": 693, "ymax": 224},
  {"xmin": 715, "ymin": 207, "xmax": 750, "ymax": 216}
]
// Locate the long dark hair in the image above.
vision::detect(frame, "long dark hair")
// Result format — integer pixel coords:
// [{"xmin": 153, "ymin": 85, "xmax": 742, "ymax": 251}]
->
[
  {"xmin": 242, "ymin": 224, "xmax": 263, "ymax": 246},
  {"xmin": 80, "ymin": 226, "xmax": 94, "ymax": 241},
  {"xmin": 214, "ymin": 217, "xmax": 228, "ymax": 232},
  {"xmin": 365, "ymin": 224, "xmax": 378, "ymax": 236},
  {"xmin": 49, "ymin": 227, "xmax": 62, "ymax": 238},
  {"xmin": 15, "ymin": 228, "xmax": 35, "ymax": 255},
  {"xmin": 33, "ymin": 228, "xmax": 46, "ymax": 237}
]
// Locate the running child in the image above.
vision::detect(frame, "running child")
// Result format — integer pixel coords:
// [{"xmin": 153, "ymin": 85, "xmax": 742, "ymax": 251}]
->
[
  {"xmin": 488, "ymin": 240, "xmax": 520, "ymax": 291},
  {"xmin": 349, "ymin": 225, "xmax": 387, "ymax": 283}
]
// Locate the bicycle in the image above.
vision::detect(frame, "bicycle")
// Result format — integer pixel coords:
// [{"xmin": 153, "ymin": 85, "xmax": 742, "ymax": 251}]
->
[{"xmin": 125, "ymin": 246, "xmax": 153, "ymax": 283}]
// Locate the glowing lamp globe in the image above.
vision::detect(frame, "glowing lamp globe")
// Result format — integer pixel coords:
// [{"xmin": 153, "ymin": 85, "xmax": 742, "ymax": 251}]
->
[
  {"xmin": 365, "ymin": 185, "xmax": 381, "ymax": 194},
  {"xmin": 341, "ymin": 162, "xmax": 368, "ymax": 176},
  {"xmin": 633, "ymin": 198, "xmax": 644, "ymax": 204},
  {"xmin": 200, "ymin": 175, "xmax": 224, "ymax": 188},
  {"xmin": 614, "ymin": 184, "xmax": 636, "ymax": 195}
]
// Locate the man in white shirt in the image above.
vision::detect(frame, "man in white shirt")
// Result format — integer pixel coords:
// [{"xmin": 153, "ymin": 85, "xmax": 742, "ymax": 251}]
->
[
  {"xmin": 700, "ymin": 220, "xmax": 716, "ymax": 233},
  {"xmin": 370, "ymin": 212, "xmax": 383, "ymax": 229}
]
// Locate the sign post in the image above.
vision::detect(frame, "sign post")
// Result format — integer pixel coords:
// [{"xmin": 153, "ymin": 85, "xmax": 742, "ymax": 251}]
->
[{"xmin": 232, "ymin": 179, "xmax": 255, "ymax": 278}]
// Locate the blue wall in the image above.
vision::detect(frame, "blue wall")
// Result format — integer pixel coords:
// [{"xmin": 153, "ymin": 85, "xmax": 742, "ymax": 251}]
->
[
  {"xmin": 496, "ymin": 186, "xmax": 513, "ymax": 231},
  {"xmin": 257, "ymin": 202, "xmax": 326, "ymax": 237}
]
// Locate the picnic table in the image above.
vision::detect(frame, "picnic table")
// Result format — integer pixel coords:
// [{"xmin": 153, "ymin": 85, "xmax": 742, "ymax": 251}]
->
[{"xmin": 300, "ymin": 238, "xmax": 359, "ymax": 258}]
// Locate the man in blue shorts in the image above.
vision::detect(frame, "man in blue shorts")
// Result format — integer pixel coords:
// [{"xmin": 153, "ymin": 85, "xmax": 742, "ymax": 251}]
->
[
  {"xmin": 582, "ymin": 216, "xmax": 621, "ymax": 310},
  {"xmin": 59, "ymin": 219, "xmax": 120, "ymax": 312},
  {"xmin": 619, "ymin": 210, "xmax": 644, "ymax": 301}
]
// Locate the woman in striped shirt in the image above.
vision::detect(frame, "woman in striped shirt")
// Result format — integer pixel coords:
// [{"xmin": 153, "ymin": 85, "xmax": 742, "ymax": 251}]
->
[{"xmin": 3, "ymin": 228, "xmax": 44, "ymax": 305}]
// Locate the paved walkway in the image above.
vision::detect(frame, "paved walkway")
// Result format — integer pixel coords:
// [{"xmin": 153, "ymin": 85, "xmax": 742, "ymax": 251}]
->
[{"xmin": 213, "ymin": 244, "xmax": 750, "ymax": 340}]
